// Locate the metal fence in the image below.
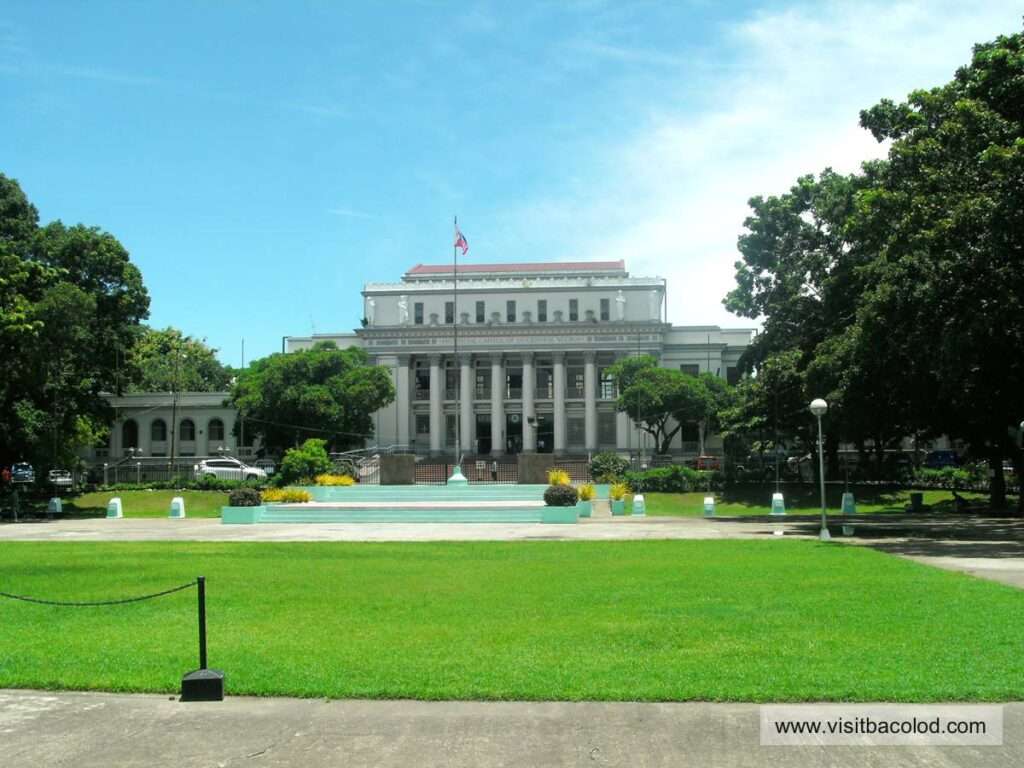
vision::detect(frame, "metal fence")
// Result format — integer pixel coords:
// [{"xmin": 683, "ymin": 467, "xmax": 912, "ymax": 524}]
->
[
  {"xmin": 552, "ymin": 458, "xmax": 592, "ymax": 483},
  {"xmin": 414, "ymin": 459, "xmax": 520, "ymax": 485}
]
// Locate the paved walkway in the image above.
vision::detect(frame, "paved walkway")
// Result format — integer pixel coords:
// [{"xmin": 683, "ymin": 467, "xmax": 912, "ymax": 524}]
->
[
  {"xmin": 2, "ymin": 690, "xmax": 1020, "ymax": 768},
  {"xmin": 3, "ymin": 514, "xmax": 1023, "ymax": 588}
]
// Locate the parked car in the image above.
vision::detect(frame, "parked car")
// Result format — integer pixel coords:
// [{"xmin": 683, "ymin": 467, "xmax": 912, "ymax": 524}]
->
[
  {"xmin": 47, "ymin": 469, "xmax": 73, "ymax": 489},
  {"xmin": 924, "ymin": 450, "xmax": 959, "ymax": 469},
  {"xmin": 694, "ymin": 455, "xmax": 721, "ymax": 471},
  {"xmin": 11, "ymin": 462, "xmax": 35, "ymax": 484},
  {"xmin": 193, "ymin": 458, "xmax": 267, "ymax": 481}
]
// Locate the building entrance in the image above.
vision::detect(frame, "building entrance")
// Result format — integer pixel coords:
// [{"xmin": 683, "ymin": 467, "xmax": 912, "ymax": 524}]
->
[{"xmin": 505, "ymin": 413, "xmax": 523, "ymax": 454}]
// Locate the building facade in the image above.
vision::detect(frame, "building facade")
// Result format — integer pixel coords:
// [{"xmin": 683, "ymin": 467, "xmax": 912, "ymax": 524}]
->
[{"xmin": 287, "ymin": 260, "xmax": 754, "ymax": 457}]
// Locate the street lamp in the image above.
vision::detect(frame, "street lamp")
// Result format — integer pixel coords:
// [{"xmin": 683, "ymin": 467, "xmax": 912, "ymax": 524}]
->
[{"xmin": 809, "ymin": 398, "xmax": 829, "ymax": 541}]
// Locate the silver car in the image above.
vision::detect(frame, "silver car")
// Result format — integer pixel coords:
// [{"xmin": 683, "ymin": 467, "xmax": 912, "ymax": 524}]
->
[
  {"xmin": 193, "ymin": 458, "xmax": 267, "ymax": 481},
  {"xmin": 48, "ymin": 469, "xmax": 73, "ymax": 488}
]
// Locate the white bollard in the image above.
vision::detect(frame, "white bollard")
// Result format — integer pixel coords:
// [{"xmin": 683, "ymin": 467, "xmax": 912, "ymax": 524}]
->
[
  {"xmin": 48, "ymin": 497, "xmax": 62, "ymax": 517},
  {"xmin": 106, "ymin": 497, "xmax": 123, "ymax": 519},
  {"xmin": 771, "ymin": 492, "xmax": 786, "ymax": 516},
  {"xmin": 841, "ymin": 492, "xmax": 856, "ymax": 516},
  {"xmin": 632, "ymin": 494, "xmax": 646, "ymax": 517},
  {"xmin": 169, "ymin": 496, "xmax": 186, "ymax": 519},
  {"xmin": 703, "ymin": 496, "xmax": 715, "ymax": 516}
]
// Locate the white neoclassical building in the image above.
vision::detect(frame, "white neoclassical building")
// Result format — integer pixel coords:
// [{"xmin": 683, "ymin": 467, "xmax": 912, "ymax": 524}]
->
[{"xmin": 287, "ymin": 260, "xmax": 754, "ymax": 457}]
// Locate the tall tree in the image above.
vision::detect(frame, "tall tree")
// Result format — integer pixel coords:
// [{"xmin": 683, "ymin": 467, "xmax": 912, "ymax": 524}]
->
[
  {"xmin": 853, "ymin": 29, "xmax": 1024, "ymax": 508},
  {"xmin": 0, "ymin": 173, "xmax": 150, "ymax": 468},
  {"xmin": 230, "ymin": 341, "xmax": 395, "ymax": 454},
  {"xmin": 125, "ymin": 327, "xmax": 232, "ymax": 393}
]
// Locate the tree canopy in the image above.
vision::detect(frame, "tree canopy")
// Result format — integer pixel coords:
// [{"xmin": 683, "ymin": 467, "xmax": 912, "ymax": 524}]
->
[
  {"xmin": 723, "ymin": 28, "xmax": 1024, "ymax": 509},
  {"xmin": 0, "ymin": 173, "xmax": 150, "ymax": 469},
  {"xmin": 230, "ymin": 341, "xmax": 395, "ymax": 454},
  {"xmin": 125, "ymin": 327, "xmax": 232, "ymax": 393},
  {"xmin": 607, "ymin": 355, "xmax": 734, "ymax": 455}
]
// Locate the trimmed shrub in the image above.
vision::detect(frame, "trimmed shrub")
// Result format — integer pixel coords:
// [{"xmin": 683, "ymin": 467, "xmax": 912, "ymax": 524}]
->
[
  {"xmin": 228, "ymin": 487, "xmax": 261, "ymax": 507},
  {"xmin": 544, "ymin": 484, "xmax": 579, "ymax": 506},
  {"xmin": 277, "ymin": 439, "xmax": 332, "ymax": 486},
  {"xmin": 314, "ymin": 473, "xmax": 355, "ymax": 486},
  {"xmin": 577, "ymin": 483, "xmax": 596, "ymax": 501},
  {"xmin": 609, "ymin": 482, "xmax": 628, "ymax": 501},
  {"xmin": 261, "ymin": 488, "xmax": 312, "ymax": 503},
  {"xmin": 591, "ymin": 451, "xmax": 630, "ymax": 482},
  {"xmin": 547, "ymin": 468, "xmax": 571, "ymax": 486},
  {"xmin": 623, "ymin": 465, "xmax": 722, "ymax": 493}
]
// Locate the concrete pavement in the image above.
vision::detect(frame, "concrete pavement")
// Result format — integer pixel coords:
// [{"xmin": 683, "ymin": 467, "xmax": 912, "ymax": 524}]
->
[{"xmin": 2, "ymin": 690, "xmax": 1021, "ymax": 768}]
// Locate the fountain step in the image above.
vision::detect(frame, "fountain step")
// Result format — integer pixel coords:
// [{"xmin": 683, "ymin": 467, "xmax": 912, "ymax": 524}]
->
[{"xmin": 258, "ymin": 507, "xmax": 545, "ymax": 524}]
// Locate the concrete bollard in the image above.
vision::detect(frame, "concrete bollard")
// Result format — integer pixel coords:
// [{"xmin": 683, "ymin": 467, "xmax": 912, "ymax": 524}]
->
[
  {"xmin": 771, "ymin": 492, "xmax": 786, "ymax": 516},
  {"xmin": 169, "ymin": 496, "xmax": 186, "ymax": 519},
  {"xmin": 632, "ymin": 494, "xmax": 646, "ymax": 517},
  {"xmin": 106, "ymin": 497, "xmax": 123, "ymax": 519},
  {"xmin": 47, "ymin": 497, "xmax": 62, "ymax": 518},
  {"xmin": 841, "ymin": 492, "xmax": 856, "ymax": 515},
  {"xmin": 703, "ymin": 496, "xmax": 715, "ymax": 516}
]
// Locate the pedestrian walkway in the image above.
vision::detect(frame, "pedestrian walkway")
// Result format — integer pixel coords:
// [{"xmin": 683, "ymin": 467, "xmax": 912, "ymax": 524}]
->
[{"xmin": 2, "ymin": 690, "xmax": 1020, "ymax": 768}]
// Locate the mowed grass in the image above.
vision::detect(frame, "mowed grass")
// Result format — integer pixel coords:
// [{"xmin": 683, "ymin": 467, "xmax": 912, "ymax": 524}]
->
[
  {"xmin": 640, "ymin": 486, "xmax": 995, "ymax": 517},
  {"xmin": 1, "ymin": 540, "xmax": 1022, "ymax": 701},
  {"xmin": 60, "ymin": 490, "xmax": 229, "ymax": 518}
]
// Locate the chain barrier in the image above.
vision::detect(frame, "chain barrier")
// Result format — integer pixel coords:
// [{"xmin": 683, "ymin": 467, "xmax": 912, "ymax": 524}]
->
[{"xmin": 0, "ymin": 580, "xmax": 197, "ymax": 607}]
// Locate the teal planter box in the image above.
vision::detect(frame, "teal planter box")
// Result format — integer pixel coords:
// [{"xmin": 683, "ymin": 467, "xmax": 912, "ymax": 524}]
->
[
  {"xmin": 221, "ymin": 505, "xmax": 265, "ymax": 524},
  {"xmin": 611, "ymin": 500, "xmax": 627, "ymax": 516},
  {"xmin": 576, "ymin": 500, "xmax": 592, "ymax": 518},
  {"xmin": 542, "ymin": 506, "xmax": 578, "ymax": 524}
]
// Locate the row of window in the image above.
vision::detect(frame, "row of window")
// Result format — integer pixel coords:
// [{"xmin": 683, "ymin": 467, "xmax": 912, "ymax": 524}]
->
[
  {"xmin": 414, "ymin": 366, "xmax": 618, "ymax": 400},
  {"xmin": 415, "ymin": 412, "xmax": 621, "ymax": 450},
  {"xmin": 417, "ymin": 298, "xmax": 613, "ymax": 325},
  {"xmin": 121, "ymin": 417, "xmax": 225, "ymax": 448},
  {"xmin": 680, "ymin": 364, "xmax": 741, "ymax": 386}
]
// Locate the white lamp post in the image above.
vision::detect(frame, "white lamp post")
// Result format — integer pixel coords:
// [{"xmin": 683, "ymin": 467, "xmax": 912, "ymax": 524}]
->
[{"xmin": 809, "ymin": 398, "xmax": 829, "ymax": 541}]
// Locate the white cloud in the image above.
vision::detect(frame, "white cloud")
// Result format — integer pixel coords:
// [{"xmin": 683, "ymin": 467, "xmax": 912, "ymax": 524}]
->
[{"xmin": 510, "ymin": 0, "xmax": 1022, "ymax": 328}]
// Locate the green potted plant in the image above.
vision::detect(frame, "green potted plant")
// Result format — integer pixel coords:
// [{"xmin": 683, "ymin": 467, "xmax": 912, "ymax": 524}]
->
[
  {"xmin": 576, "ymin": 483, "xmax": 595, "ymax": 517},
  {"xmin": 542, "ymin": 483, "xmax": 579, "ymax": 524},
  {"xmin": 222, "ymin": 487, "xmax": 265, "ymax": 525},
  {"xmin": 610, "ymin": 482, "xmax": 628, "ymax": 516}
]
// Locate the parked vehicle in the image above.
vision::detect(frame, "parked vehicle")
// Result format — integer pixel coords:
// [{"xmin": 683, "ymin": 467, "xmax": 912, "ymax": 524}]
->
[
  {"xmin": 193, "ymin": 457, "xmax": 267, "ymax": 481},
  {"xmin": 11, "ymin": 462, "xmax": 35, "ymax": 484},
  {"xmin": 47, "ymin": 469, "xmax": 73, "ymax": 489},
  {"xmin": 694, "ymin": 455, "xmax": 721, "ymax": 471},
  {"xmin": 924, "ymin": 450, "xmax": 959, "ymax": 469}
]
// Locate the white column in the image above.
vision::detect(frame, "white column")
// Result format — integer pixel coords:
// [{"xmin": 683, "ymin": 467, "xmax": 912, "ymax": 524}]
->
[
  {"xmin": 521, "ymin": 352, "xmax": 536, "ymax": 452},
  {"xmin": 553, "ymin": 352, "xmax": 566, "ymax": 454},
  {"xmin": 490, "ymin": 353, "xmax": 504, "ymax": 456},
  {"xmin": 429, "ymin": 354, "xmax": 442, "ymax": 454},
  {"xmin": 459, "ymin": 354, "xmax": 473, "ymax": 457},
  {"xmin": 397, "ymin": 355, "xmax": 411, "ymax": 448},
  {"xmin": 616, "ymin": 411, "xmax": 630, "ymax": 450},
  {"xmin": 584, "ymin": 352, "xmax": 597, "ymax": 452}
]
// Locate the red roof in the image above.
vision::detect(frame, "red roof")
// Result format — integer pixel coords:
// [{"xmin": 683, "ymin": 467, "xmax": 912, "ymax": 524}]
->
[{"xmin": 406, "ymin": 260, "xmax": 625, "ymax": 276}]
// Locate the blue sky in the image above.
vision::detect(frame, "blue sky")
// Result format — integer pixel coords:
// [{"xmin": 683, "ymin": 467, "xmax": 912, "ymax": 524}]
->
[{"xmin": 2, "ymin": 1, "xmax": 1021, "ymax": 365}]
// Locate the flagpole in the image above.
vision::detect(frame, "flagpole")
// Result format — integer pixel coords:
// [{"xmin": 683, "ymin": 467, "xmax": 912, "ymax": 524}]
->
[{"xmin": 453, "ymin": 215, "xmax": 460, "ymax": 468}]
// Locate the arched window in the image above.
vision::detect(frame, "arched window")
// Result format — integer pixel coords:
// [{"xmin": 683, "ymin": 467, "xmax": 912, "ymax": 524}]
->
[
  {"xmin": 122, "ymin": 419, "xmax": 138, "ymax": 449},
  {"xmin": 179, "ymin": 419, "xmax": 195, "ymax": 441},
  {"xmin": 151, "ymin": 419, "xmax": 167, "ymax": 442},
  {"xmin": 208, "ymin": 418, "xmax": 224, "ymax": 442}
]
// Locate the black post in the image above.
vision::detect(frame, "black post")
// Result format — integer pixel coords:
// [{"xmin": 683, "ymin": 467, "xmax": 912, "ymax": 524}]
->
[
  {"xmin": 180, "ymin": 575, "xmax": 224, "ymax": 701},
  {"xmin": 197, "ymin": 576, "xmax": 208, "ymax": 670}
]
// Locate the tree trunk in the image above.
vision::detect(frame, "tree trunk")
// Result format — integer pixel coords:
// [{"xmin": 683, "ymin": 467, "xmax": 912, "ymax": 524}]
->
[{"xmin": 988, "ymin": 454, "xmax": 1006, "ymax": 510}]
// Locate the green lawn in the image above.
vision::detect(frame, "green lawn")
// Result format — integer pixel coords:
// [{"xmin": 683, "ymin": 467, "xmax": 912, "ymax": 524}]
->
[
  {"xmin": 60, "ymin": 490, "xmax": 229, "ymax": 518},
  {"xmin": 1, "ymin": 540, "xmax": 1022, "ymax": 701},
  {"xmin": 639, "ymin": 486, "xmax": 995, "ymax": 517}
]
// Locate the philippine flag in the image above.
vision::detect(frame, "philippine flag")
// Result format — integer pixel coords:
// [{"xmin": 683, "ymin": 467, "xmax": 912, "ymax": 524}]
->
[{"xmin": 454, "ymin": 226, "xmax": 468, "ymax": 255}]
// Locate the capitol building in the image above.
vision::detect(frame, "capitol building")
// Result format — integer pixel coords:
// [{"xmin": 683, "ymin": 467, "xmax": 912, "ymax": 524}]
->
[{"xmin": 287, "ymin": 260, "xmax": 754, "ymax": 458}]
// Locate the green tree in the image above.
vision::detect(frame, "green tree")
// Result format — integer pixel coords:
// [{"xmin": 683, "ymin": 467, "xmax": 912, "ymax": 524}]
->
[
  {"xmin": 277, "ymin": 438, "xmax": 332, "ymax": 486},
  {"xmin": 125, "ymin": 327, "xmax": 232, "ymax": 393},
  {"xmin": 230, "ymin": 341, "xmax": 395, "ymax": 454},
  {"xmin": 608, "ymin": 356, "xmax": 733, "ymax": 455},
  {"xmin": 0, "ymin": 173, "xmax": 150, "ymax": 469},
  {"xmin": 853, "ymin": 29, "xmax": 1024, "ymax": 508}
]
